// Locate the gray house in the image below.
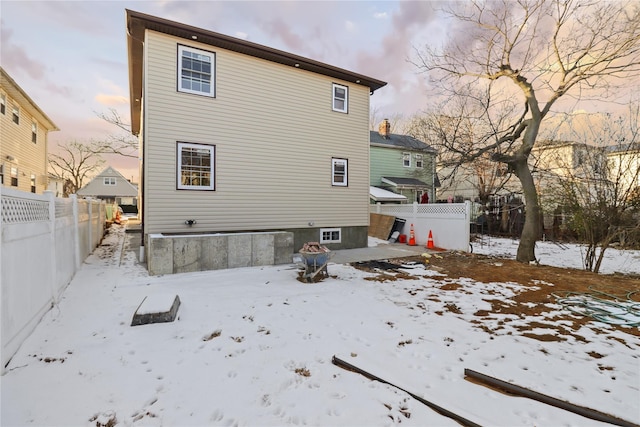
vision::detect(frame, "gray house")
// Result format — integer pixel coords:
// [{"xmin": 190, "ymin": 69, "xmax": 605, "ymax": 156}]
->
[
  {"xmin": 370, "ymin": 119, "xmax": 438, "ymax": 203},
  {"xmin": 77, "ymin": 166, "xmax": 138, "ymax": 212}
]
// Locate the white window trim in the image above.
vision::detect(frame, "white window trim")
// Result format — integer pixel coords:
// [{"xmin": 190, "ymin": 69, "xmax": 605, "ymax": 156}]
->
[
  {"xmin": 177, "ymin": 142, "xmax": 215, "ymax": 190},
  {"xmin": 0, "ymin": 94, "xmax": 5, "ymax": 114},
  {"xmin": 415, "ymin": 154, "xmax": 423, "ymax": 168},
  {"xmin": 320, "ymin": 228, "xmax": 341, "ymax": 244},
  {"xmin": 332, "ymin": 83, "xmax": 348, "ymax": 113},
  {"xmin": 12, "ymin": 105, "xmax": 19, "ymax": 125},
  {"xmin": 103, "ymin": 177, "xmax": 116, "ymax": 185},
  {"xmin": 178, "ymin": 45, "xmax": 215, "ymax": 97},
  {"xmin": 402, "ymin": 152, "xmax": 411, "ymax": 168},
  {"xmin": 331, "ymin": 158, "xmax": 348, "ymax": 186}
]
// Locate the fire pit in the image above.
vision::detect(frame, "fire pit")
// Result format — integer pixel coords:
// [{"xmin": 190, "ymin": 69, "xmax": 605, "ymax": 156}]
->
[{"xmin": 297, "ymin": 242, "xmax": 332, "ymax": 282}]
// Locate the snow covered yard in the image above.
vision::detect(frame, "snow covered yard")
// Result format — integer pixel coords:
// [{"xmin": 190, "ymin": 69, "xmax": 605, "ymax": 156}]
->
[{"xmin": 2, "ymin": 225, "xmax": 639, "ymax": 426}]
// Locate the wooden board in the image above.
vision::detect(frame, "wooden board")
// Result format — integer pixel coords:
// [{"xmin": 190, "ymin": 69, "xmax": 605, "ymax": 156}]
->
[{"xmin": 369, "ymin": 213, "xmax": 396, "ymax": 240}]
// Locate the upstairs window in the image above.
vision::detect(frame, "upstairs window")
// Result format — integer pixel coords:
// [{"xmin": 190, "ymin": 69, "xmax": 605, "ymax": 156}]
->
[
  {"xmin": 402, "ymin": 152, "xmax": 411, "ymax": 167},
  {"xmin": 103, "ymin": 177, "xmax": 116, "ymax": 185},
  {"xmin": 12, "ymin": 105, "xmax": 19, "ymax": 125},
  {"xmin": 30, "ymin": 174, "xmax": 36, "ymax": 193},
  {"xmin": 10, "ymin": 167, "xmax": 18, "ymax": 187},
  {"xmin": 177, "ymin": 142, "xmax": 215, "ymax": 190},
  {"xmin": 415, "ymin": 154, "xmax": 423, "ymax": 168},
  {"xmin": 331, "ymin": 158, "xmax": 348, "ymax": 186},
  {"xmin": 178, "ymin": 45, "xmax": 215, "ymax": 97},
  {"xmin": 32, "ymin": 122, "xmax": 37, "ymax": 143},
  {"xmin": 0, "ymin": 94, "xmax": 5, "ymax": 115},
  {"xmin": 332, "ymin": 83, "xmax": 348, "ymax": 113}
]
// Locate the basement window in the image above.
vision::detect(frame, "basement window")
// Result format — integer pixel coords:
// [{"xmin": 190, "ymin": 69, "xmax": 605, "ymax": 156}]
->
[{"xmin": 320, "ymin": 228, "xmax": 341, "ymax": 244}]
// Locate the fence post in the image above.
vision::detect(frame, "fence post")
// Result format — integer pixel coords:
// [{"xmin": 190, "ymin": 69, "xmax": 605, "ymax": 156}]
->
[
  {"xmin": 70, "ymin": 194, "xmax": 80, "ymax": 269},
  {"xmin": 87, "ymin": 197, "xmax": 93, "ymax": 251},
  {"xmin": 45, "ymin": 191, "xmax": 58, "ymax": 303}
]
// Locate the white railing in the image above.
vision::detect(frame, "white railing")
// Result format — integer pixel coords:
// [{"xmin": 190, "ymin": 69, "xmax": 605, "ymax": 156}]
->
[
  {"xmin": 371, "ymin": 201, "xmax": 471, "ymax": 251},
  {"xmin": 1, "ymin": 188, "xmax": 105, "ymax": 371}
]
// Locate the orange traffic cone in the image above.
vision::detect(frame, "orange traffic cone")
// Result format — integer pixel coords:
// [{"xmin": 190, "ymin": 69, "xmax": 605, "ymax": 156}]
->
[
  {"xmin": 426, "ymin": 230, "xmax": 434, "ymax": 249},
  {"xmin": 408, "ymin": 224, "xmax": 416, "ymax": 246}
]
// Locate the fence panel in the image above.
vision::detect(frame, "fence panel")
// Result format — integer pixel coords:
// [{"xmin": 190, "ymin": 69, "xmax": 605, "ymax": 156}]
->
[
  {"xmin": 1, "ymin": 189, "xmax": 105, "ymax": 370},
  {"xmin": 371, "ymin": 202, "xmax": 471, "ymax": 251}
]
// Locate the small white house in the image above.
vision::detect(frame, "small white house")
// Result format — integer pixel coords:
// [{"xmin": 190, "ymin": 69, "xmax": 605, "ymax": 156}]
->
[{"xmin": 77, "ymin": 166, "xmax": 138, "ymax": 212}]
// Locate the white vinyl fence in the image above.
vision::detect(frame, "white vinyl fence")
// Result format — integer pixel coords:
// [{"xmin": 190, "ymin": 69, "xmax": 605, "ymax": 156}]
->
[
  {"xmin": 1, "ymin": 188, "xmax": 105, "ymax": 371},
  {"xmin": 371, "ymin": 201, "xmax": 472, "ymax": 251}
]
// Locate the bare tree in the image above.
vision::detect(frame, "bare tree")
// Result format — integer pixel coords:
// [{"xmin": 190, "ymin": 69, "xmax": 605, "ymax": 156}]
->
[
  {"xmin": 539, "ymin": 104, "xmax": 640, "ymax": 272},
  {"xmin": 91, "ymin": 108, "xmax": 138, "ymax": 158},
  {"xmin": 414, "ymin": 0, "xmax": 640, "ymax": 262},
  {"xmin": 49, "ymin": 140, "xmax": 105, "ymax": 196}
]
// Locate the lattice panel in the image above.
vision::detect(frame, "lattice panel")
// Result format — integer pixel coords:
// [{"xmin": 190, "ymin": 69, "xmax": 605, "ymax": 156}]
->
[
  {"xmin": 55, "ymin": 200, "xmax": 73, "ymax": 218},
  {"xmin": 417, "ymin": 204, "xmax": 467, "ymax": 215},
  {"xmin": 2, "ymin": 195, "xmax": 50, "ymax": 223}
]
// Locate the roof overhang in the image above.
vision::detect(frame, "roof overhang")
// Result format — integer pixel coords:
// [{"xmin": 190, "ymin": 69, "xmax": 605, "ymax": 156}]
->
[
  {"xmin": 126, "ymin": 9, "xmax": 387, "ymax": 136},
  {"xmin": 369, "ymin": 186, "xmax": 407, "ymax": 202},
  {"xmin": 381, "ymin": 177, "xmax": 430, "ymax": 189},
  {"xmin": 0, "ymin": 67, "xmax": 59, "ymax": 132}
]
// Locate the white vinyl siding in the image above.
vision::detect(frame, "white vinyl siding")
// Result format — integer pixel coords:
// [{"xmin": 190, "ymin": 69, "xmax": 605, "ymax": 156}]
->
[{"xmin": 142, "ymin": 30, "xmax": 371, "ymax": 234}]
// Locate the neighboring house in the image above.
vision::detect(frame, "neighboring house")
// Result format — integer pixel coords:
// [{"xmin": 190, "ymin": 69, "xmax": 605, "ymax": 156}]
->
[
  {"xmin": 46, "ymin": 174, "xmax": 65, "ymax": 197},
  {"xmin": 76, "ymin": 166, "xmax": 138, "ymax": 212},
  {"xmin": 0, "ymin": 67, "xmax": 59, "ymax": 194},
  {"xmin": 370, "ymin": 119, "xmax": 437, "ymax": 203},
  {"xmin": 605, "ymin": 143, "xmax": 640, "ymax": 200},
  {"xmin": 126, "ymin": 10, "xmax": 386, "ymax": 258}
]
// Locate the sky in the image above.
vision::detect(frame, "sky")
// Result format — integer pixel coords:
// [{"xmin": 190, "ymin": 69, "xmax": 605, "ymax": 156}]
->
[
  {"xmin": 2, "ymin": 1, "xmax": 636, "ymax": 185},
  {"xmin": 2, "ymin": 226, "xmax": 639, "ymax": 426},
  {"xmin": 1, "ymin": 0, "xmax": 451, "ymax": 183}
]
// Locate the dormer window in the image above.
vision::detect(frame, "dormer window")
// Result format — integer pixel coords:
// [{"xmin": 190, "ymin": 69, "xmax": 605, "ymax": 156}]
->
[
  {"xmin": 332, "ymin": 83, "xmax": 348, "ymax": 113},
  {"xmin": 104, "ymin": 177, "xmax": 116, "ymax": 185}
]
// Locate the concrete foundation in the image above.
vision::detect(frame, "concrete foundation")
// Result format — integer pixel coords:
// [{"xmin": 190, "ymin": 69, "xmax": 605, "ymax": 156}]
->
[{"xmin": 147, "ymin": 231, "xmax": 294, "ymax": 275}]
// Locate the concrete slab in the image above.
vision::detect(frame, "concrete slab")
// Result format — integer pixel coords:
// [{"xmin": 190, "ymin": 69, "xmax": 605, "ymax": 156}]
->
[
  {"xmin": 228, "ymin": 234, "xmax": 252, "ymax": 268},
  {"xmin": 252, "ymin": 234, "xmax": 275, "ymax": 266},
  {"xmin": 148, "ymin": 235, "xmax": 173, "ymax": 276},
  {"xmin": 131, "ymin": 294, "xmax": 181, "ymax": 326}
]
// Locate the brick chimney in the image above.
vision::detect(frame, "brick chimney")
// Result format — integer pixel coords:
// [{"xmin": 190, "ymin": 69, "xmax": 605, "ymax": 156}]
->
[{"xmin": 378, "ymin": 119, "xmax": 391, "ymax": 139}]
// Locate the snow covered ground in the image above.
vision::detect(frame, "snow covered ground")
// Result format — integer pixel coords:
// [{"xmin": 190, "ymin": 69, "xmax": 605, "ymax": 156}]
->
[{"xmin": 2, "ymin": 226, "xmax": 639, "ymax": 426}]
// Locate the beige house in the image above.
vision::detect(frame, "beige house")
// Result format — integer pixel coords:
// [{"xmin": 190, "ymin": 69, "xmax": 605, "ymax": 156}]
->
[
  {"xmin": 126, "ymin": 10, "xmax": 386, "ymax": 259},
  {"xmin": 0, "ymin": 67, "xmax": 59, "ymax": 193}
]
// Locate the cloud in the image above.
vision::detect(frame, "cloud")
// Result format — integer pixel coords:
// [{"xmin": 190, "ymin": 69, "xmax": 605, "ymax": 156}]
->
[
  {"xmin": 373, "ymin": 12, "xmax": 388, "ymax": 19},
  {"xmin": 257, "ymin": 17, "xmax": 305, "ymax": 53},
  {"xmin": 0, "ymin": 24, "xmax": 46, "ymax": 80},
  {"xmin": 345, "ymin": 20, "xmax": 356, "ymax": 32},
  {"xmin": 95, "ymin": 94, "xmax": 128, "ymax": 107},
  {"xmin": 45, "ymin": 82, "xmax": 73, "ymax": 98}
]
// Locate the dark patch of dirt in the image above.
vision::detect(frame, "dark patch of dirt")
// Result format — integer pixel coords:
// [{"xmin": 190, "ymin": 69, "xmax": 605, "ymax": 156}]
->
[{"xmin": 351, "ymin": 251, "xmax": 640, "ymax": 343}]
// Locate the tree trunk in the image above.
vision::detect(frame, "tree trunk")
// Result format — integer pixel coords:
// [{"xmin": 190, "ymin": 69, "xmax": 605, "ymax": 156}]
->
[{"xmin": 513, "ymin": 158, "xmax": 540, "ymax": 263}]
